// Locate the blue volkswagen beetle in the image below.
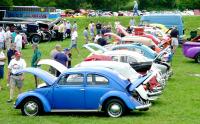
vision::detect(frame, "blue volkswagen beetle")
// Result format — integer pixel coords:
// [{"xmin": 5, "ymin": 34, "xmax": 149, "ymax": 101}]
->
[{"xmin": 14, "ymin": 67, "xmax": 151, "ymax": 117}]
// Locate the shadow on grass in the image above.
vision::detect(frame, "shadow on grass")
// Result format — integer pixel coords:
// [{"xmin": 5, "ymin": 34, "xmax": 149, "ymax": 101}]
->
[{"xmin": 14, "ymin": 111, "xmax": 149, "ymax": 118}]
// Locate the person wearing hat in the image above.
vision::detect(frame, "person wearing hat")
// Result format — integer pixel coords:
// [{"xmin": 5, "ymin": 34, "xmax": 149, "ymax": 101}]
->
[
  {"xmin": 7, "ymin": 51, "xmax": 26, "ymax": 102},
  {"xmin": 54, "ymin": 48, "xmax": 69, "ymax": 76},
  {"xmin": 31, "ymin": 43, "xmax": 41, "ymax": 87},
  {"xmin": 0, "ymin": 47, "xmax": 6, "ymax": 90},
  {"xmin": 170, "ymin": 26, "xmax": 179, "ymax": 54}
]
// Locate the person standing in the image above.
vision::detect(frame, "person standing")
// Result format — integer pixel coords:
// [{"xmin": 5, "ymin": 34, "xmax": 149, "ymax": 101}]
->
[
  {"xmin": 0, "ymin": 27, "xmax": 5, "ymax": 49},
  {"xmin": 14, "ymin": 30, "xmax": 22, "ymax": 52},
  {"xmin": 89, "ymin": 22, "xmax": 95, "ymax": 42},
  {"xmin": 7, "ymin": 51, "xmax": 26, "ymax": 102},
  {"xmin": 170, "ymin": 26, "xmax": 179, "ymax": 54},
  {"xmin": 83, "ymin": 27, "xmax": 89, "ymax": 44},
  {"xmin": 54, "ymin": 48, "xmax": 69, "ymax": 76},
  {"xmin": 5, "ymin": 26, "xmax": 12, "ymax": 50},
  {"xmin": 129, "ymin": 17, "xmax": 135, "ymax": 29},
  {"xmin": 65, "ymin": 21, "xmax": 71, "ymax": 38},
  {"xmin": 72, "ymin": 21, "xmax": 77, "ymax": 31},
  {"xmin": 49, "ymin": 44, "xmax": 62, "ymax": 75},
  {"xmin": 96, "ymin": 21, "xmax": 102, "ymax": 34},
  {"xmin": 31, "ymin": 43, "xmax": 41, "ymax": 87},
  {"xmin": 70, "ymin": 29, "xmax": 79, "ymax": 54},
  {"xmin": 58, "ymin": 21, "xmax": 65, "ymax": 41},
  {"xmin": 0, "ymin": 48, "xmax": 6, "ymax": 90},
  {"xmin": 133, "ymin": 0, "xmax": 139, "ymax": 16}
]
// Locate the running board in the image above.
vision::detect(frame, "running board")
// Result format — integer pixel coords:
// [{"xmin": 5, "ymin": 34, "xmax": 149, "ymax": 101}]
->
[{"xmin": 51, "ymin": 109, "xmax": 100, "ymax": 112}]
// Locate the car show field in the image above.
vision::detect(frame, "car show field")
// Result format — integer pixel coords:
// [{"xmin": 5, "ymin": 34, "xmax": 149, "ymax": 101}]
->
[{"xmin": 0, "ymin": 16, "xmax": 200, "ymax": 124}]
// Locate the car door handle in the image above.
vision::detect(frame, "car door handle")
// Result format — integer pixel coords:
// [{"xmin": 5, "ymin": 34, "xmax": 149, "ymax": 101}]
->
[{"xmin": 80, "ymin": 88, "xmax": 85, "ymax": 91}]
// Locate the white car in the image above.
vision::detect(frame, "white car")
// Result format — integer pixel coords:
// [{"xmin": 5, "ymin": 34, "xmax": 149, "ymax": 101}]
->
[{"xmin": 84, "ymin": 43, "xmax": 168, "ymax": 81}]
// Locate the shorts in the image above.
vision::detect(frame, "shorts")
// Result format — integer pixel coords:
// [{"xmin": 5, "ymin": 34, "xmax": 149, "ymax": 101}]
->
[
  {"xmin": 0, "ymin": 42, "xmax": 4, "ymax": 49},
  {"xmin": 0, "ymin": 65, "xmax": 4, "ymax": 79},
  {"xmin": 171, "ymin": 38, "xmax": 179, "ymax": 46},
  {"xmin": 10, "ymin": 75, "xmax": 23, "ymax": 89},
  {"xmin": 70, "ymin": 44, "xmax": 77, "ymax": 49}
]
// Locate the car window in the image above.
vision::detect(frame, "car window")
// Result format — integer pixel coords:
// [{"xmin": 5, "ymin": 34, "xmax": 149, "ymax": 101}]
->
[
  {"xmin": 87, "ymin": 74, "xmax": 109, "ymax": 85},
  {"xmin": 111, "ymin": 56, "xmax": 119, "ymax": 62},
  {"xmin": 58, "ymin": 74, "xmax": 84, "ymax": 86},
  {"xmin": 127, "ymin": 56, "xmax": 137, "ymax": 63}
]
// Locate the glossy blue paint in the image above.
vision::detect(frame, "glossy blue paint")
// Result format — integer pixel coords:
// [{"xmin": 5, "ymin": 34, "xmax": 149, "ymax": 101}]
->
[
  {"xmin": 15, "ymin": 91, "xmax": 51, "ymax": 112},
  {"xmin": 15, "ymin": 67, "xmax": 148, "ymax": 114}
]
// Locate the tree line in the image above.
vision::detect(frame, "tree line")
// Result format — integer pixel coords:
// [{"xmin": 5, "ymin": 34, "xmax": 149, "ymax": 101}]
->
[{"xmin": 0, "ymin": 0, "xmax": 199, "ymax": 11}]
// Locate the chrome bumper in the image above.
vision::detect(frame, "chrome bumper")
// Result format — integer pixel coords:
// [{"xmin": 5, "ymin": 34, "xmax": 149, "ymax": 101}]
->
[{"xmin": 135, "ymin": 103, "xmax": 151, "ymax": 110}]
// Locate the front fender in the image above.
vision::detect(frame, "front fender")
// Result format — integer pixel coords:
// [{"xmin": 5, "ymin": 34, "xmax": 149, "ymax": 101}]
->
[
  {"xmin": 15, "ymin": 91, "xmax": 51, "ymax": 112},
  {"xmin": 186, "ymin": 47, "xmax": 200, "ymax": 58},
  {"xmin": 99, "ymin": 91, "xmax": 141, "ymax": 110}
]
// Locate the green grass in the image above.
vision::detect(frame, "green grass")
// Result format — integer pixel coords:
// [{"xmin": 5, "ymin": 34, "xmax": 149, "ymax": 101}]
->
[{"xmin": 0, "ymin": 16, "xmax": 200, "ymax": 124}]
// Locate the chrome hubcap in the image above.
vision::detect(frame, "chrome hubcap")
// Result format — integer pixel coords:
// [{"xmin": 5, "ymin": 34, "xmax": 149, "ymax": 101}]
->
[
  {"xmin": 108, "ymin": 103, "xmax": 122, "ymax": 117},
  {"xmin": 24, "ymin": 101, "xmax": 38, "ymax": 116}
]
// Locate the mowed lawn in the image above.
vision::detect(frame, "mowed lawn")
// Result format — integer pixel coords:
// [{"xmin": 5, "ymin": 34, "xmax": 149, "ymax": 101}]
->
[{"xmin": 0, "ymin": 16, "xmax": 200, "ymax": 124}]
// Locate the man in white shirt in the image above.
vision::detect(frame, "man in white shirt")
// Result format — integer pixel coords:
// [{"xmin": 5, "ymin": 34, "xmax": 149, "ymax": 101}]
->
[
  {"xmin": 7, "ymin": 51, "xmax": 26, "ymax": 102},
  {"xmin": 14, "ymin": 30, "xmax": 22, "ymax": 52},
  {"xmin": 0, "ymin": 47, "xmax": 6, "ymax": 90},
  {"xmin": 0, "ymin": 27, "xmax": 5, "ymax": 49}
]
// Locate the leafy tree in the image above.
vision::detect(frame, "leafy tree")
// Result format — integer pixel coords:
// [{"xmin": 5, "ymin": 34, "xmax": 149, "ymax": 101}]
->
[{"xmin": 0, "ymin": 0, "xmax": 13, "ymax": 6}]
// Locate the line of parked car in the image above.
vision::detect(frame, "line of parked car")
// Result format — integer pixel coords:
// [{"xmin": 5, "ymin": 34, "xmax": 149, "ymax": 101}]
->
[{"xmin": 12, "ymin": 21, "xmax": 175, "ymax": 117}]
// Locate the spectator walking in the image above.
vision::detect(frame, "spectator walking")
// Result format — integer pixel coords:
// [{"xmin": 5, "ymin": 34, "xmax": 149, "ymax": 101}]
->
[
  {"xmin": 65, "ymin": 21, "xmax": 71, "ymax": 38},
  {"xmin": 170, "ymin": 26, "xmax": 179, "ymax": 54},
  {"xmin": 0, "ymin": 47, "xmax": 6, "ymax": 90},
  {"xmin": 83, "ymin": 27, "xmax": 89, "ymax": 44},
  {"xmin": 133, "ymin": 0, "xmax": 139, "ymax": 16},
  {"xmin": 70, "ymin": 29, "xmax": 79, "ymax": 54},
  {"xmin": 54, "ymin": 48, "xmax": 69, "ymax": 76},
  {"xmin": 7, "ymin": 51, "xmax": 26, "ymax": 102},
  {"xmin": 5, "ymin": 26, "xmax": 12, "ymax": 50},
  {"xmin": 31, "ymin": 43, "xmax": 41, "ymax": 87},
  {"xmin": 14, "ymin": 30, "xmax": 22, "ymax": 52},
  {"xmin": 0, "ymin": 27, "xmax": 5, "ymax": 49}
]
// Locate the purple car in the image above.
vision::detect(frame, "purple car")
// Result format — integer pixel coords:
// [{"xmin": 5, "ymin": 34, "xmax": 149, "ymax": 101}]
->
[{"xmin": 182, "ymin": 42, "xmax": 200, "ymax": 63}]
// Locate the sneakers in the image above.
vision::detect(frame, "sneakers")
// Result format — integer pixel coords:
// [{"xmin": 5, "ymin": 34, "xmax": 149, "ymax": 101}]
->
[{"xmin": 7, "ymin": 99, "xmax": 13, "ymax": 103}]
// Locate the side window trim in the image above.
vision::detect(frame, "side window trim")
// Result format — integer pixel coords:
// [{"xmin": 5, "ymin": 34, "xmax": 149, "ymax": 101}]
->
[
  {"xmin": 86, "ymin": 73, "xmax": 109, "ymax": 86},
  {"xmin": 57, "ymin": 73, "xmax": 84, "ymax": 86}
]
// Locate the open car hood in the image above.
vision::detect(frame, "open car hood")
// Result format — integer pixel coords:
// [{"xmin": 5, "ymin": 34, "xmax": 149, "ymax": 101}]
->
[
  {"xmin": 83, "ymin": 43, "xmax": 108, "ymax": 54},
  {"xmin": 128, "ymin": 71, "xmax": 156, "ymax": 91},
  {"xmin": 37, "ymin": 59, "xmax": 67, "ymax": 73},
  {"xmin": 14, "ymin": 67, "xmax": 57, "ymax": 86}
]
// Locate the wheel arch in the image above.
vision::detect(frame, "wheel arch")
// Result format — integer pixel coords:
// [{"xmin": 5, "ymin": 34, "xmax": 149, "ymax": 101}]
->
[
  {"xmin": 15, "ymin": 93, "xmax": 51, "ymax": 112},
  {"xmin": 100, "ymin": 91, "xmax": 136, "ymax": 111}
]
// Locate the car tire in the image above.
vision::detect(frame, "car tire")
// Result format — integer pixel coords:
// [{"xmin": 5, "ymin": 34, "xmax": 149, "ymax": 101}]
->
[
  {"xmin": 105, "ymin": 99, "xmax": 125, "ymax": 118},
  {"xmin": 195, "ymin": 53, "xmax": 200, "ymax": 63},
  {"xmin": 21, "ymin": 97, "xmax": 42, "ymax": 116},
  {"xmin": 31, "ymin": 35, "xmax": 41, "ymax": 44}
]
